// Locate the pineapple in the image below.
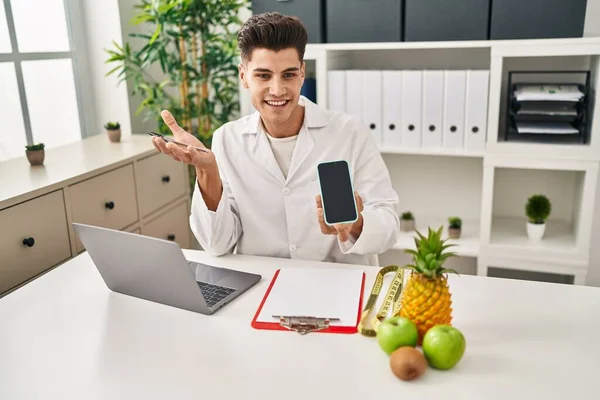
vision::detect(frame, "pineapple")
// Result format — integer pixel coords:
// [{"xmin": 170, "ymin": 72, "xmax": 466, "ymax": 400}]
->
[{"xmin": 397, "ymin": 226, "xmax": 458, "ymax": 344}]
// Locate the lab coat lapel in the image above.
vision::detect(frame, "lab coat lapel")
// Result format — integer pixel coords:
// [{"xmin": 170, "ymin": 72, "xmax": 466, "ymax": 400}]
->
[
  {"xmin": 286, "ymin": 97, "xmax": 328, "ymax": 182},
  {"xmin": 250, "ymin": 118, "xmax": 286, "ymax": 186}
]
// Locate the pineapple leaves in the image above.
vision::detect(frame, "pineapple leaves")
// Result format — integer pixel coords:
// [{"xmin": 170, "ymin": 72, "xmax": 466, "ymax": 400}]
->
[{"xmin": 402, "ymin": 225, "xmax": 458, "ymax": 278}]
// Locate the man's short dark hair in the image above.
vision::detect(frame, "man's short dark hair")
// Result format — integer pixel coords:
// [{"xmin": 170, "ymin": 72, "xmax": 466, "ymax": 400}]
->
[{"xmin": 237, "ymin": 12, "xmax": 308, "ymax": 62}]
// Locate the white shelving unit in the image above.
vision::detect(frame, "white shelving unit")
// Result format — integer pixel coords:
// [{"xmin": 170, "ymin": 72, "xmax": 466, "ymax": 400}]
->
[{"xmin": 300, "ymin": 37, "xmax": 600, "ymax": 285}]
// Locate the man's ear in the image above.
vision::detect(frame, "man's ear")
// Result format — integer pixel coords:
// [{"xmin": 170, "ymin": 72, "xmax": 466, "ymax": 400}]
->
[
  {"xmin": 301, "ymin": 61, "xmax": 306, "ymax": 79},
  {"xmin": 238, "ymin": 63, "xmax": 249, "ymax": 89}
]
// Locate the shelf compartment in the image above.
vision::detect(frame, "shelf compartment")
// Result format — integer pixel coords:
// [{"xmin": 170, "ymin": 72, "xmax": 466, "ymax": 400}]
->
[
  {"xmin": 382, "ymin": 153, "xmax": 484, "ymax": 258},
  {"xmin": 487, "ymin": 51, "xmax": 600, "ymax": 160},
  {"xmin": 482, "ymin": 161, "xmax": 598, "ymax": 263}
]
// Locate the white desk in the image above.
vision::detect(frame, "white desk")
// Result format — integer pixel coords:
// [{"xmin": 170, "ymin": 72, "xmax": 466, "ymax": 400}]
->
[{"xmin": 1, "ymin": 250, "xmax": 600, "ymax": 399}]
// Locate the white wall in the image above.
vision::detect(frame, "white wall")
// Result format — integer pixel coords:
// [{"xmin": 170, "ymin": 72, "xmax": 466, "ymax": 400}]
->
[{"xmin": 80, "ymin": 0, "xmax": 132, "ymax": 136}]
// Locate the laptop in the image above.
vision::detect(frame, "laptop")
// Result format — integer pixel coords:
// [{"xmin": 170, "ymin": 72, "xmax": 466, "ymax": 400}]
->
[{"xmin": 73, "ymin": 223, "xmax": 261, "ymax": 315}]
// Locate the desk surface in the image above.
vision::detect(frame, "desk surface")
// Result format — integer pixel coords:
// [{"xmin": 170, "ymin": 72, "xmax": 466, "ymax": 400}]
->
[{"xmin": 2, "ymin": 250, "xmax": 600, "ymax": 399}]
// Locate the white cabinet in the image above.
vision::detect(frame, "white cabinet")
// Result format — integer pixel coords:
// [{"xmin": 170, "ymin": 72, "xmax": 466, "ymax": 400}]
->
[{"xmin": 0, "ymin": 134, "xmax": 193, "ymax": 296}]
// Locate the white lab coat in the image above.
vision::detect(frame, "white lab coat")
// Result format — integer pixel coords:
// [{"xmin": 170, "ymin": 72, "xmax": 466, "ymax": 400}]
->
[{"xmin": 190, "ymin": 96, "xmax": 400, "ymax": 266}]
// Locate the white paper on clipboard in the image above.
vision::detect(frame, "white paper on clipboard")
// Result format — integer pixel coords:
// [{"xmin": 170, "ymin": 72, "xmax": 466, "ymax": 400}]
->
[{"xmin": 255, "ymin": 268, "xmax": 364, "ymax": 327}]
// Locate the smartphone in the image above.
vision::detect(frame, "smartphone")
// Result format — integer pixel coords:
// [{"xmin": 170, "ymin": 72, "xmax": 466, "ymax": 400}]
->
[
  {"xmin": 317, "ymin": 160, "xmax": 358, "ymax": 226},
  {"xmin": 148, "ymin": 132, "xmax": 209, "ymax": 153}
]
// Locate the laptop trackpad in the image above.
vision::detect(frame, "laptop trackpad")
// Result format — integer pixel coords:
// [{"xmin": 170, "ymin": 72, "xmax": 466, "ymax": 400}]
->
[{"xmin": 189, "ymin": 262, "xmax": 231, "ymax": 284}]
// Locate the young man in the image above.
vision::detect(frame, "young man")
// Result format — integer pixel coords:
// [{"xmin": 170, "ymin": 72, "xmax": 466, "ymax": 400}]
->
[{"xmin": 151, "ymin": 12, "xmax": 400, "ymax": 265}]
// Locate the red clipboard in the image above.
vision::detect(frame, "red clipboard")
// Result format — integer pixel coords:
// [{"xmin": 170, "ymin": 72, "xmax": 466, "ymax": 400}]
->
[{"xmin": 251, "ymin": 268, "xmax": 366, "ymax": 334}]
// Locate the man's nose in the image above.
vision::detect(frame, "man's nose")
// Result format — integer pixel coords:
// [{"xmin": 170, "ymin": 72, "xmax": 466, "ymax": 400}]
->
[{"xmin": 269, "ymin": 78, "xmax": 286, "ymax": 97}]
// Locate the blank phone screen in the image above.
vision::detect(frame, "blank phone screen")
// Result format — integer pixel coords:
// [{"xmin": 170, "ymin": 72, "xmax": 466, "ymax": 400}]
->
[{"xmin": 317, "ymin": 161, "xmax": 357, "ymax": 224}]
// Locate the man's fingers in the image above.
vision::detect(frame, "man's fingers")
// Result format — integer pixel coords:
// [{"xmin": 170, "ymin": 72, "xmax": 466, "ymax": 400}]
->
[
  {"xmin": 153, "ymin": 137, "xmax": 180, "ymax": 162},
  {"xmin": 355, "ymin": 191, "xmax": 364, "ymax": 213},
  {"xmin": 316, "ymin": 194, "xmax": 323, "ymax": 209},
  {"xmin": 166, "ymin": 143, "xmax": 191, "ymax": 163},
  {"xmin": 161, "ymin": 110, "xmax": 185, "ymax": 136}
]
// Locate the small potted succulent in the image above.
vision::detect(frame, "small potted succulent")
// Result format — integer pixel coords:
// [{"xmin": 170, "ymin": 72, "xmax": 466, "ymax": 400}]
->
[
  {"xmin": 25, "ymin": 143, "xmax": 45, "ymax": 166},
  {"xmin": 400, "ymin": 211, "xmax": 415, "ymax": 232},
  {"xmin": 525, "ymin": 194, "xmax": 551, "ymax": 242},
  {"xmin": 104, "ymin": 121, "xmax": 121, "ymax": 142},
  {"xmin": 448, "ymin": 216, "xmax": 462, "ymax": 239}
]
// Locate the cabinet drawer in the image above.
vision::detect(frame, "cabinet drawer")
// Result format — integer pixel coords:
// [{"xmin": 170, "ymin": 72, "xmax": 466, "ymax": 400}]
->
[
  {"xmin": 69, "ymin": 164, "xmax": 139, "ymax": 252},
  {"xmin": 142, "ymin": 201, "xmax": 191, "ymax": 249},
  {"xmin": 135, "ymin": 153, "xmax": 187, "ymax": 218},
  {"xmin": 0, "ymin": 190, "xmax": 71, "ymax": 294}
]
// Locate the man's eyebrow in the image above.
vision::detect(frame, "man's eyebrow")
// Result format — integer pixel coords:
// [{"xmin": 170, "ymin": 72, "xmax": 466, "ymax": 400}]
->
[{"xmin": 252, "ymin": 67, "xmax": 300, "ymax": 73}]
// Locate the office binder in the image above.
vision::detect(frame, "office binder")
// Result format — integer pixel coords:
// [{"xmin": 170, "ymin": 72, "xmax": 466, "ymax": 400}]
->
[
  {"xmin": 443, "ymin": 70, "xmax": 467, "ymax": 149},
  {"xmin": 345, "ymin": 70, "xmax": 363, "ymax": 122},
  {"xmin": 382, "ymin": 70, "xmax": 403, "ymax": 148},
  {"xmin": 464, "ymin": 70, "xmax": 489, "ymax": 150},
  {"xmin": 401, "ymin": 70, "xmax": 422, "ymax": 148},
  {"xmin": 362, "ymin": 70, "xmax": 383, "ymax": 148},
  {"xmin": 251, "ymin": 267, "xmax": 366, "ymax": 334},
  {"xmin": 328, "ymin": 70, "xmax": 346, "ymax": 113},
  {"xmin": 422, "ymin": 70, "xmax": 444, "ymax": 149}
]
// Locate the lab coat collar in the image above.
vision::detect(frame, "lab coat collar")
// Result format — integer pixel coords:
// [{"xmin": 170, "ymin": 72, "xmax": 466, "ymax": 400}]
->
[
  {"xmin": 245, "ymin": 96, "xmax": 325, "ymax": 185},
  {"xmin": 241, "ymin": 96, "xmax": 329, "ymax": 135}
]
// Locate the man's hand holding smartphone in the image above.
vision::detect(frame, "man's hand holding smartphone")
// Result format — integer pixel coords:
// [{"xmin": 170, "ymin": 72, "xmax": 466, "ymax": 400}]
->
[
  {"xmin": 316, "ymin": 191, "xmax": 364, "ymax": 242},
  {"xmin": 152, "ymin": 110, "xmax": 222, "ymax": 211}
]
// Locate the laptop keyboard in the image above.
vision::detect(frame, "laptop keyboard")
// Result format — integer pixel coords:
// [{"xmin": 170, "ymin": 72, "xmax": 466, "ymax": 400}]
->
[{"xmin": 197, "ymin": 281, "xmax": 236, "ymax": 308}]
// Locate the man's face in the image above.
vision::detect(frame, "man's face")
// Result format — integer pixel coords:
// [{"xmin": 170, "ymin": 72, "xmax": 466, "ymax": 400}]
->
[{"xmin": 239, "ymin": 47, "xmax": 305, "ymax": 125}]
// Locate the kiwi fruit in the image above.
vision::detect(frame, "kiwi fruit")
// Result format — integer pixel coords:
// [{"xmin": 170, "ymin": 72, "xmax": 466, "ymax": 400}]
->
[{"xmin": 389, "ymin": 347, "xmax": 427, "ymax": 381}]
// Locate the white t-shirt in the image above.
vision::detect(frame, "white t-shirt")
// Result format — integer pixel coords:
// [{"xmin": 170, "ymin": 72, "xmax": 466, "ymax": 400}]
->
[{"xmin": 264, "ymin": 132, "xmax": 298, "ymax": 178}]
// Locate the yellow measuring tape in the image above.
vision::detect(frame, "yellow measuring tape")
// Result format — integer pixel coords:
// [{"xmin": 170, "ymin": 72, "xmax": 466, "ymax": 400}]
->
[{"xmin": 357, "ymin": 264, "xmax": 406, "ymax": 337}]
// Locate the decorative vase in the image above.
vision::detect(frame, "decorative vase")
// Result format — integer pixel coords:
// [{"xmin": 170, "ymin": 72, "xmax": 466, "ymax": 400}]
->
[
  {"xmin": 400, "ymin": 219, "xmax": 415, "ymax": 232},
  {"xmin": 448, "ymin": 227, "xmax": 461, "ymax": 239},
  {"xmin": 26, "ymin": 149, "xmax": 45, "ymax": 166},
  {"xmin": 527, "ymin": 221, "xmax": 546, "ymax": 242},
  {"xmin": 106, "ymin": 128, "xmax": 121, "ymax": 143}
]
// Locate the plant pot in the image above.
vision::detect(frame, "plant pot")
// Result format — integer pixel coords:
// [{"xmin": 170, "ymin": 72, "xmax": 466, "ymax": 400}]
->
[
  {"xmin": 527, "ymin": 221, "xmax": 546, "ymax": 242},
  {"xmin": 106, "ymin": 128, "xmax": 121, "ymax": 143},
  {"xmin": 400, "ymin": 219, "xmax": 415, "ymax": 232},
  {"xmin": 448, "ymin": 227, "xmax": 461, "ymax": 239},
  {"xmin": 26, "ymin": 149, "xmax": 45, "ymax": 166}
]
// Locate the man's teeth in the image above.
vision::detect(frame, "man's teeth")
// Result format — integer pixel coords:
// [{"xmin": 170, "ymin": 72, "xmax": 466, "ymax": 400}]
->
[{"xmin": 267, "ymin": 100, "xmax": 287, "ymax": 106}]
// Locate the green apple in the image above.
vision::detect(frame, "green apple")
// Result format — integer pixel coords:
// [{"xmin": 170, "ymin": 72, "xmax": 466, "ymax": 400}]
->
[
  {"xmin": 377, "ymin": 316, "xmax": 418, "ymax": 355},
  {"xmin": 422, "ymin": 325, "xmax": 466, "ymax": 370}
]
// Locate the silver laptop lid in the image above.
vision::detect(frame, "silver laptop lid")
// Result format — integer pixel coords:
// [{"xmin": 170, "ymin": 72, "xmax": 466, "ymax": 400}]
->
[{"xmin": 73, "ymin": 223, "xmax": 210, "ymax": 314}]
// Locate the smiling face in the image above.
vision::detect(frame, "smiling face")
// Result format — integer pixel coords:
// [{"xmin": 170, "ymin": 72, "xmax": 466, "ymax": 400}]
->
[{"xmin": 239, "ymin": 47, "xmax": 305, "ymax": 127}]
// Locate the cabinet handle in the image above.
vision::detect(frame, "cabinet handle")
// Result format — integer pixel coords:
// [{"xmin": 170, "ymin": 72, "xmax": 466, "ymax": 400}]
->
[
  {"xmin": 472, "ymin": 126, "xmax": 479, "ymax": 133},
  {"xmin": 389, "ymin": 124, "xmax": 395, "ymax": 131},
  {"xmin": 369, "ymin": 123, "xmax": 376, "ymax": 130},
  {"xmin": 105, "ymin": 201, "xmax": 115, "ymax": 210},
  {"xmin": 167, "ymin": 234, "xmax": 176, "ymax": 241},
  {"xmin": 408, "ymin": 124, "xmax": 415, "ymax": 131},
  {"xmin": 450, "ymin": 126, "xmax": 457, "ymax": 132},
  {"xmin": 22, "ymin": 237, "xmax": 35, "ymax": 247},
  {"xmin": 429, "ymin": 125, "xmax": 436, "ymax": 132},
  {"xmin": 162, "ymin": 175, "xmax": 170, "ymax": 183}
]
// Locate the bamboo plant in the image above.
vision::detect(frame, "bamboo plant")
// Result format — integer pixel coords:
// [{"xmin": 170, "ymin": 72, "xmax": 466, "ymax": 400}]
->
[{"xmin": 105, "ymin": 0, "xmax": 248, "ymax": 148}]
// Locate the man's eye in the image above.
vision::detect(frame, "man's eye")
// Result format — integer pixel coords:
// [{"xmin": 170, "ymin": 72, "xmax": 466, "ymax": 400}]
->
[
  {"xmin": 284, "ymin": 73, "xmax": 296, "ymax": 78},
  {"xmin": 257, "ymin": 74, "xmax": 270, "ymax": 79}
]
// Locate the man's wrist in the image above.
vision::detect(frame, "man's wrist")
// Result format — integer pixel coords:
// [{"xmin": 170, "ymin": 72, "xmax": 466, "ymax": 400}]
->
[
  {"xmin": 195, "ymin": 164, "xmax": 222, "ymax": 211},
  {"xmin": 350, "ymin": 215, "xmax": 364, "ymax": 240}
]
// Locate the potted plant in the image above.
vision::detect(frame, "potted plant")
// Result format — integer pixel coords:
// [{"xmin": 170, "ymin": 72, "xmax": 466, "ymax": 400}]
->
[
  {"xmin": 525, "ymin": 194, "xmax": 551, "ymax": 242},
  {"xmin": 104, "ymin": 121, "xmax": 121, "ymax": 143},
  {"xmin": 400, "ymin": 211, "xmax": 415, "ymax": 232},
  {"xmin": 448, "ymin": 216, "xmax": 462, "ymax": 239},
  {"xmin": 25, "ymin": 143, "xmax": 45, "ymax": 166}
]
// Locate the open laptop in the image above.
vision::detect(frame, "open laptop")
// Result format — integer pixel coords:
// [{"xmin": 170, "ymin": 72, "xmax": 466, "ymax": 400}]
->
[{"xmin": 73, "ymin": 223, "xmax": 261, "ymax": 315}]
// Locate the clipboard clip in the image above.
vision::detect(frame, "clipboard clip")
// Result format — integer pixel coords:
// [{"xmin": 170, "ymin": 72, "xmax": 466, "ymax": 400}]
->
[{"xmin": 274, "ymin": 315, "xmax": 340, "ymax": 335}]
